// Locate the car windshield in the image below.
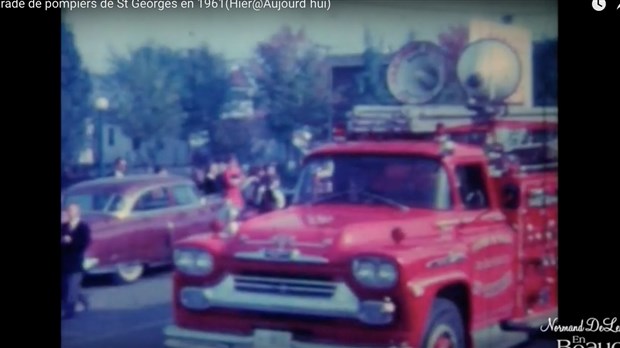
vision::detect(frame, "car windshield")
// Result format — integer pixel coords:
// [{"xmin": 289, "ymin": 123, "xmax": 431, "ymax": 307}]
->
[
  {"xmin": 62, "ymin": 192, "xmax": 126, "ymax": 213},
  {"xmin": 293, "ymin": 154, "xmax": 451, "ymax": 210}
]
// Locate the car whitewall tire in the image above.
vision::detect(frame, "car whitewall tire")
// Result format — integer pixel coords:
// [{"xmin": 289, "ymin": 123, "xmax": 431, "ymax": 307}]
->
[{"xmin": 113, "ymin": 262, "xmax": 145, "ymax": 284}]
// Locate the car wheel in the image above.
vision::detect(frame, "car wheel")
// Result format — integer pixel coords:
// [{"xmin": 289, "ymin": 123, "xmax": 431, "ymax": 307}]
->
[
  {"xmin": 421, "ymin": 298, "xmax": 466, "ymax": 348},
  {"xmin": 113, "ymin": 262, "xmax": 145, "ymax": 285}
]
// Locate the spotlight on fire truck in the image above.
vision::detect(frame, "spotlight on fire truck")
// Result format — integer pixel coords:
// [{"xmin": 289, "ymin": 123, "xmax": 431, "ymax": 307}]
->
[
  {"xmin": 386, "ymin": 41, "xmax": 448, "ymax": 105},
  {"xmin": 457, "ymin": 38, "xmax": 522, "ymax": 108}
]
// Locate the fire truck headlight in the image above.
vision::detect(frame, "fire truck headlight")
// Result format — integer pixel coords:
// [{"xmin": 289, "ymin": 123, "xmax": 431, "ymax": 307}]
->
[
  {"xmin": 352, "ymin": 257, "xmax": 398, "ymax": 289},
  {"xmin": 174, "ymin": 249, "xmax": 214, "ymax": 276}
]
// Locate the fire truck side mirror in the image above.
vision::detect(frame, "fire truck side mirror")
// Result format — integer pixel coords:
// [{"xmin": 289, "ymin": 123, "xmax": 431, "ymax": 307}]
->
[{"xmin": 501, "ymin": 184, "xmax": 520, "ymax": 210}]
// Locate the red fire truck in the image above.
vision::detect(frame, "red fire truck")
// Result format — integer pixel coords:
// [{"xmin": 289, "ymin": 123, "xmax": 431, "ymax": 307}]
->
[{"xmin": 162, "ymin": 101, "xmax": 557, "ymax": 348}]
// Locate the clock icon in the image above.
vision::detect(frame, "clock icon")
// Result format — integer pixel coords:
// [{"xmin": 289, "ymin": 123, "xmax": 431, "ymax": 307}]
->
[{"xmin": 592, "ymin": 0, "xmax": 606, "ymax": 11}]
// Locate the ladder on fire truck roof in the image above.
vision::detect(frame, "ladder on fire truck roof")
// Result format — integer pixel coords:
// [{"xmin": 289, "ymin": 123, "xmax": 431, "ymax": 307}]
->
[{"xmin": 347, "ymin": 105, "xmax": 558, "ymax": 134}]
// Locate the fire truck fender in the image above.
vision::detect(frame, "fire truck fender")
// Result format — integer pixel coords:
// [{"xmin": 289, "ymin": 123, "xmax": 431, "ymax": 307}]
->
[
  {"xmin": 407, "ymin": 271, "xmax": 473, "ymax": 341},
  {"xmin": 407, "ymin": 271, "xmax": 470, "ymax": 299}
]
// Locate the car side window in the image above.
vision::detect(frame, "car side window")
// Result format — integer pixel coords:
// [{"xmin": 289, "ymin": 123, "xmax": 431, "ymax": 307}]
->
[
  {"xmin": 170, "ymin": 185, "xmax": 200, "ymax": 206},
  {"xmin": 107, "ymin": 195, "xmax": 128, "ymax": 212},
  {"xmin": 456, "ymin": 164, "xmax": 490, "ymax": 210},
  {"xmin": 133, "ymin": 187, "xmax": 172, "ymax": 212}
]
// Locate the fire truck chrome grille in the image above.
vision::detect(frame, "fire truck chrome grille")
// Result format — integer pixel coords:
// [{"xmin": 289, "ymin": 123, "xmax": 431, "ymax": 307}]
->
[
  {"xmin": 233, "ymin": 275, "xmax": 337, "ymax": 298},
  {"xmin": 179, "ymin": 275, "xmax": 360, "ymax": 319}
]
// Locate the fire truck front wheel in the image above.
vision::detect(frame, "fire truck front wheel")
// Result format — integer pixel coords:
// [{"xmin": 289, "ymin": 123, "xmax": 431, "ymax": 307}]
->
[{"xmin": 421, "ymin": 298, "xmax": 466, "ymax": 348}]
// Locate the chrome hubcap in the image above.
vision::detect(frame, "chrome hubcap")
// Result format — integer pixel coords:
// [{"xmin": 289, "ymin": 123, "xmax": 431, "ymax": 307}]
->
[
  {"xmin": 428, "ymin": 324, "xmax": 458, "ymax": 348},
  {"xmin": 117, "ymin": 263, "xmax": 144, "ymax": 281},
  {"xmin": 434, "ymin": 336, "xmax": 454, "ymax": 348}
]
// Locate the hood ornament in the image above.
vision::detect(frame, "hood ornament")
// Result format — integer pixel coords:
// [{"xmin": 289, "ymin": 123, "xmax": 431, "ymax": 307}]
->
[
  {"xmin": 234, "ymin": 234, "xmax": 330, "ymax": 264},
  {"xmin": 265, "ymin": 235, "xmax": 297, "ymax": 260}
]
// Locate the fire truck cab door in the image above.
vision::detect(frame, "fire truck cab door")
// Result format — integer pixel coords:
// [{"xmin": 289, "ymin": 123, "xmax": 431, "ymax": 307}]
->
[{"xmin": 453, "ymin": 161, "xmax": 516, "ymax": 327}]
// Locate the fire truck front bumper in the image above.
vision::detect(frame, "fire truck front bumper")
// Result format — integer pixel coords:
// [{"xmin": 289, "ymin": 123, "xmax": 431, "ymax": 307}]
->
[{"xmin": 163, "ymin": 325, "xmax": 412, "ymax": 348}]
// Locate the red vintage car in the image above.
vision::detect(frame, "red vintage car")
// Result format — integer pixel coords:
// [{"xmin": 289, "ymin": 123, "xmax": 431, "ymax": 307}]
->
[
  {"xmin": 61, "ymin": 174, "xmax": 224, "ymax": 284},
  {"xmin": 163, "ymin": 106, "xmax": 557, "ymax": 348}
]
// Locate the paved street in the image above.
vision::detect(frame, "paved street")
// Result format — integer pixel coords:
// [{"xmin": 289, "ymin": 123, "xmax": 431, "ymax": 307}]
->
[{"xmin": 61, "ymin": 268, "xmax": 555, "ymax": 348}]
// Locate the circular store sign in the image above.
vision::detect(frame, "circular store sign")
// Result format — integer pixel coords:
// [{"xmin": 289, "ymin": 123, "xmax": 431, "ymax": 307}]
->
[{"xmin": 387, "ymin": 41, "xmax": 448, "ymax": 104}]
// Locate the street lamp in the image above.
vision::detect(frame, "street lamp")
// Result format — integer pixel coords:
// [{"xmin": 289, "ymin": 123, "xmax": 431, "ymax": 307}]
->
[
  {"xmin": 94, "ymin": 97, "xmax": 109, "ymax": 178},
  {"xmin": 317, "ymin": 45, "xmax": 333, "ymax": 141}
]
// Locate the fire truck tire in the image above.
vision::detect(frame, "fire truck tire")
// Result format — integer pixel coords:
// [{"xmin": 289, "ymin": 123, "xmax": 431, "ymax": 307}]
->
[{"xmin": 421, "ymin": 298, "xmax": 466, "ymax": 348}]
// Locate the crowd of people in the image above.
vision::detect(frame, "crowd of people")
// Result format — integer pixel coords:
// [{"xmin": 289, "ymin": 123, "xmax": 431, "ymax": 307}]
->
[
  {"xmin": 101, "ymin": 155, "xmax": 287, "ymax": 216},
  {"xmin": 192, "ymin": 155, "xmax": 287, "ymax": 215}
]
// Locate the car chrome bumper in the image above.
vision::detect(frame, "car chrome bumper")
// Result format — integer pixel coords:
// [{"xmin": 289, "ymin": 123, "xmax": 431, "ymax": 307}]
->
[{"xmin": 163, "ymin": 325, "xmax": 404, "ymax": 348}]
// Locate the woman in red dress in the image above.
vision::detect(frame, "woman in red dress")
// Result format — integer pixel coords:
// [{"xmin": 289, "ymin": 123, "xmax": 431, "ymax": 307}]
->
[{"xmin": 222, "ymin": 155, "xmax": 245, "ymax": 209}]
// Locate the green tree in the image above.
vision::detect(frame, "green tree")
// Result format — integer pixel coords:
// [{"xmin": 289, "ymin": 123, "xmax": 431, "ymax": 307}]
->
[
  {"xmin": 210, "ymin": 118, "xmax": 266, "ymax": 162},
  {"xmin": 179, "ymin": 47, "xmax": 231, "ymax": 140},
  {"xmin": 105, "ymin": 44, "xmax": 187, "ymax": 164},
  {"xmin": 61, "ymin": 22, "xmax": 92, "ymax": 165},
  {"xmin": 252, "ymin": 26, "xmax": 332, "ymax": 156},
  {"xmin": 353, "ymin": 28, "xmax": 397, "ymax": 105}
]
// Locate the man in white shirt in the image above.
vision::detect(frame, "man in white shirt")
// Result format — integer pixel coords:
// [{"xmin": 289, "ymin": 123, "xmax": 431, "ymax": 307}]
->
[{"xmin": 112, "ymin": 157, "xmax": 127, "ymax": 178}]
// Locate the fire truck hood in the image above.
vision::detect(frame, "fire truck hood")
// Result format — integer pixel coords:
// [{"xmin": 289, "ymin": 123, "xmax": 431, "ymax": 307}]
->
[{"xmin": 229, "ymin": 205, "xmax": 440, "ymax": 259}]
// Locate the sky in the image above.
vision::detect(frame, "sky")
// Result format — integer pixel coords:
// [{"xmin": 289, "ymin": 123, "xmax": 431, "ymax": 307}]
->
[{"xmin": 63, "ymin": 0, "xmax": 557, "ymax": 74}]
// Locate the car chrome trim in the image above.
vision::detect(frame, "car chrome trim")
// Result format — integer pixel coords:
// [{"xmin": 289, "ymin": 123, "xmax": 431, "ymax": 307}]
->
[
  {"xmin": 163, "ymin": 325, "xmax": 393, "ymax": 348},
  {"xmin": 234, "ymin": 250, "xmax": 329, "ymax": 264},
  {"xmin": 84, "ymin": 265, "xmax": 117, "ymax": 275},
  {"xmin": 179, "ymin": 274, "xmax": 359, "ymax": 318}
]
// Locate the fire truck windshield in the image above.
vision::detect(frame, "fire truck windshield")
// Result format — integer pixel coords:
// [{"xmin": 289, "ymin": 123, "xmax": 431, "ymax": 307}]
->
[{"xmin": 293, "ymin": 154, "xmax": 452, "ymax": 210}]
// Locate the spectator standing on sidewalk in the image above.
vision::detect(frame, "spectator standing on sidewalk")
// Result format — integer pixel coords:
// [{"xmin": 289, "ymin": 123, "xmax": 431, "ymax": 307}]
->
[
  {"xmin": 154, "ymin": 165, "xmax": 168, "ymax": 176},
  {"xmin": 256, "ymin": 175, "xmax": 286, "ymax": 213},
  {"xmin": 111, "ymin": 157, "xmax": 127, "ymax": 178},
  {"xmin": 61, "ymin": 204, "xmax": 91, "ymax": 320},
  {"xmin": 243, "ymin": 166, "xmax": 265, "ymax": 207},
  {"xmin": 222, "ymin": 155, "xmax": 245, "ymax": 209},
  {"xmin": 202, "ymin": 162, "xmax": 221, "ymax": 196}
]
